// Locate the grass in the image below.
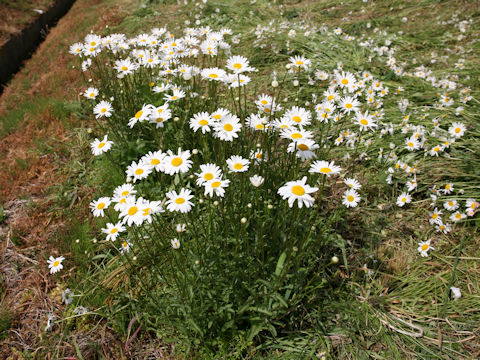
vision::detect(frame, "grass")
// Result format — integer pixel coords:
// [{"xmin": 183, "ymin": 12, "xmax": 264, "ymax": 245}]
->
[{"xmin": 0, "ymin": 0, "xmax": 479, "ymax": 358}]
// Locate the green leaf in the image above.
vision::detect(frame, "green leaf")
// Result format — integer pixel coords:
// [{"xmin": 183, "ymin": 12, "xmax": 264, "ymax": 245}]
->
[{"xmin": 275, "ymin": 252, "xmax": 287, "ymax": 276}]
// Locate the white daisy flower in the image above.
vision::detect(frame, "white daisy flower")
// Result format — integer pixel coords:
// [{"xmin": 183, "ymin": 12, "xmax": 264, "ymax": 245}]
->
[
  {"xmin": 195, "ymin": 163, "xmax": 222, "ymax": 186},
  {"xmin": 189, "ymin": 112, "xmax": 214, "ymax": 133},
  {"xmin": 126, "ymin": 161, "xmax": 153, "ymax": 182},
  {"xmin": 171, "ymin": 238, "xmax": 181, "ymax": 249},
  {"xmin": 128, "ymin": 104, "xmax": 154, "ymax": 128},
  {"xmin": 450, "ymin": 211, "xmax": 466, "ymax": 222},
  {"xmin": 214, "ymin": 114, "xmax": 242, "ymax": 141},
  {"xmin": 396, "ymin": 192, "xmax": 412, "ymax": 207},
  {"xmin": 283, "ymin": 106, "xmax": 312, "ymax": 126},
  {"xmin": 141, "ymin": 150, "xmax": 166, "ymax": 172},
  {"xmin": 102, "ymin": 222, "xmax": 126, "ymax": 241},
  {"xmin": 418, "ymin": 240, "xmax": 434, "ymax": 257},
  {"xmin": 119, "ymin": 197, "xmax": 144, "ymax": 226},
  {"xmin": 287, "ymin": 139, "xmax": 319, "ymax": 161},
  {"xmin": 278, "ymin": 177, "xmax": 318, "ymax": 208},
  {"xmin": 83, "ymin": 87, "xmax": 99, "ymax": 100},
  {"xmin": 226, "ymin": 55, "xmax": 254, "ymax": 73},
  {"xmin": 165, "ymin": 188, "xmax": 194, "ymax": 213},
  {"xmin": 342, "ymin": 189, "xmax": 361, "ymax": 208},
  {"xmin": 429, "ymin": 208, "xmax": 443, "ymax": 225},
  {"xmin": 47, "ymin": 256, "xmax": 65, "ymax": 274},
  {"xmin": 162, "ymin": 148, "xmax": 193, "ymax": 175},
  {"xmin": 448, "ymin": 122, "xmax": 466, "ymax": 138},
  {"xmin": 226, "ymin": 155, "xmax": 249, "ymax": 173},
  {"xmin": 93, "ymin": 101, "xmax": 113, "ymax": 119},
  {"xmin": 203, "ymin": 178, "xmax": 230, "ymax": 197},
  {"xmin": 89, "ymin": 197, "xmax": 111, "ymax": 217},
  {"xmin": 344, "ymin": 178, "xmax": 361, "ymax": 190},
  {"xmin": 443, "ymin": 200, "xmax": 459, "ymax": 211},
  {"xmin": 119, "ymin": 240, "xmax": 132, "ymax": 253},
  {"xmin": 309, "ymin": 160, "xmax": 342, "ymax": 176},
  {"xmin": 90, "ymin": 135, "xmax": 113, "ymax": 156}
]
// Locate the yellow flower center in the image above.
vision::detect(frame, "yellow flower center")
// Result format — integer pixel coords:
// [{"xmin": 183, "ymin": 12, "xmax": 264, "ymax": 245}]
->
[
  {"xmin": 213, "ymin": 114, "xmax": 221, "ymax": 120},
  {"xmin": 123, "ymin": 242, "xmax": 128, "ymax": 248},
  {"xmin": 297, "ymin": 144, "xmax": 309, "ymax": 151},
  {"xmin": 256, "ymin": 124, "xmax": 264, "ymax": 130},
  {"xmin": 434, "ymin": 147, "xmax": 439, "ymax": 152},
  {"xmin": 90, "ymin": 93, "xmax": 95, "ymax": 97},
  {"xmin": 98, "ymin": 142, "xmax": 106, "ymax": 148},
  {"xmin": 121, "ymin": 191, "xmax": 129, "ymax": 196},
  {"xmin": 204, "ymin": 173, "xmax": 214, "ymax": 181},
  {"xmin": 101, "ymin": 108, "xmax": 107, "ymax": 113},
  {"xmin": 328, "ymin": 95, "xmax": 334, "ymax": 101},
  {"xmin": 171, "ymin": 157, "xmax": 183, "ymax": 167},
  {"xmin": 408, "ymin": 142, "xmax": 414, "ymax": 147},
  {"xmin": 53, "ymin": 260, "xmax": 60, "ymax": 267},
  {"xmin": 455, "ymin": 213, "xmax": 461, "ymax": 219},
  {"xmin": 211, "ymin": 181, "xmax": 221, "ymax": 188},
  {"xmin": 341, "ymin": 79, "xmax": 348, "ymax": 85},
  {"xmin": 97, "ymin": 203, "xmax": 105, "ymax": 209},
  {"xmin": 128, "ymin": 206, "xmax": 138, "ymax": 216},
  {"xmin": 209, "ymin": 73, "xmax": 219, "ymax": 78},
  {"xmin": 280, "ymin": 124, "xmax": 288, "ymax": 129},
  {"xmin": 261, "ymin": 100, "xmax": 268, "ymax": 105},
  {"xmin": 170, "ymin": 96, "xmax": 178, "ymax": 100},
  {"xmin": 121, "ymin": 66, "xmax": 128, "ymax": 71},
  {"xmin": 432, "ymin": 214, "xmax": 438, "ymax": 219},
  {"xmin": 446, "ymin": 185, "xmax": 450, "ymax": 190},
  {"xmin": 320, "ymin": 167, "xmax": 332, "ymax": 174},
  {"xmin": 455, "ymin": 128, "xmax": 461, "ymax": 133},
  {"xmin": 175, "ymin": 198, "xmax": 185, "ymax": 204},
  {"xmin": 135, "ymin": 169, "xmax": 144, "ymax": 175},
  {"xmin": 345, "ymin": 103, "xmax": 352, "ymax": 109},
  {"xmin": 292, "ymin": 185, "xmax": 305, "ymax": 196},
  {"xmin": 110, "ymin": 228, "xmax": 118, "ymax": 234},
  {"xmin": 233, "ymin": 163, "xmax": 243, "ymax": 170},
  {"xmin": 291, "ymin": 133, "xmax": 302, "ymax": 139},
  {"xmin": 401, "ymin": 197, "xmax": 406, "ymax": 202},
  {"xmin": 143, "ymin": 208, "xmax": 151, "ymax": 216},
  {"xmin": 347, "ymin": 195, "xmax": 354, "ymax": 202},
  {"xmin": 292, "ymin": 116, "xmax": 302, "ymax": 123},
  {"xmin": 421, "ymin": 244, "xmax": 429, "ymax": 251},
  {"xmin": 223, "ymin": 123, "xmax": 233, "ymax": 132},
  {"xmin": 233, "ymin": 63, "xmax": 242, "ymax": 69},
  {"xmin": 360, "ymin": 119, "xmax": 368, "ymax": 126},
  {"xmin": 151, "ymin": 159, "xmax": 160, "ymax": 165},
  {"xmin": 156, "ymin": 118, "xmax": 164, "ymax": 122},
  {"xmin": 256, "ymin": 153, "xmax": 262, "ymax": 159},
  {"xmin": 296, "ymin": 60, "xmax": 304, "ymax": 65},
  {"xmin": 135, "ymin": 110, "xmax": 143, "ymax": 119},
  {"xmin": 199, "ymin": 119, "xmax": 208, "ymax": 126}
]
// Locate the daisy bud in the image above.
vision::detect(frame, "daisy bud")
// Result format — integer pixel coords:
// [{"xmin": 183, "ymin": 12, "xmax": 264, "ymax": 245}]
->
[
  {"xmin": 126, "ymin": 177, "xmax": 132, "ymax": 183},
  {"xmin": 213, "ymin": 201, "xmax": 219, "ymax": 206},
  {"xmin": 199, "ymin": 199, "xmax": 204, "ymax": 204},
  {"xmin": 292, "ymin": 246, "xmax": 298, "ymax": 252},
  {"xmin": 93, "ymin": 239, "xmax": 97, "ymax": 243},
  {"xmin": 194, "ymin": 260, "xmax": 199, "ymax": 265},
  {"xmin": 192, "ymin": 149, "xmax": 198, "ymax": 155},
  {"xmin": 271, "ymin": 80, "xmax": 278, "ymax": 87},
  {"xmin": 267, "ymin": 204, "xmax": 273, "ymax": 210},
  {"xmin": 75, "ymin": 239, "xmax": 80, "ymax": 243},
  {"xmin": 241, "ymin": 217, "xmax": 247, "ymax": 224},
  {"xmin": 87, "ymin": 128, "xmax": 92, "ymax": 133},
  {"xmin": 133, "ymin": 256, "xmax": 137, "ymax": 261},
  {"xmin": 293, "ymin": 80, "xmax": 299, "ymax": 87},
  {"xmin": 247, "ymin": 203, "xmax": 252, "ymax": 208},
  {"xmin": 174, "ymin": 117, "xmax": 180, "ymax": 122},
  {"xmin": 189, "ymin": 175, "xmax": 194, "ymax": 179},
  {"xmin": 331, "ymin": 256, "xmax": 339, "ymax": 263}
]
